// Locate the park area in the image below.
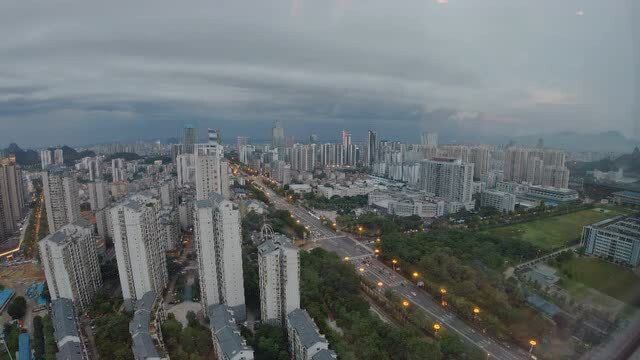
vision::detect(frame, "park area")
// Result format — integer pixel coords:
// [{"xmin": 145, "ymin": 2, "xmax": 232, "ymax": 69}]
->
[
  {"xmin": 482, "ymin": 207, "xmax": 631, "ymax": 250},
  {"xmin": 557, "ymin": 257, "xmax": 640, "ymax": 307}
]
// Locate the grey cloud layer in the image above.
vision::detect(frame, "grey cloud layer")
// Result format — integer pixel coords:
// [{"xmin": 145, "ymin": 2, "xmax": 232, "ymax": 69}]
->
[{"xmin": 0, "ymin": 0, "xmax": 636, "ymax": 146}]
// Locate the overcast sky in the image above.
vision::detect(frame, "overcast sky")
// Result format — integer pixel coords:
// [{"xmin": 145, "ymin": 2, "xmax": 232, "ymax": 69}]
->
[{"xmin": 0, "ymin": 0, "xmax": 638, "ymax": 147}]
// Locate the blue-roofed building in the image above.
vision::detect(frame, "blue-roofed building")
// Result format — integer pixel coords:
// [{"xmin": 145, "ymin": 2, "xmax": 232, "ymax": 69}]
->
[
  {"xmin": 613, "ymin": 191, "xmax": 640, "ymax": 206},
  {"xmin": 0, "ymin": 288, "xmax": 15, "ymax": 313},
  {"xmin": 18, "ymin": 333, "xmax": 30, "ymax": 360}
]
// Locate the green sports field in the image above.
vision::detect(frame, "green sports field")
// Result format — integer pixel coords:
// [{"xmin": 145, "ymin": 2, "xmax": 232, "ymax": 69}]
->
[
  {"xmin": 558, "ymin": 257, "xmax": 640, "ymax": 306},
  {"xmin": 482, "ymin": 207, "xmax": 631, "ymax": 250}
]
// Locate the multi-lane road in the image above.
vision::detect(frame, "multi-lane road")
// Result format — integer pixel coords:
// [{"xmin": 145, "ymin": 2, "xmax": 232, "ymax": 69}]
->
[{"xmin": 256, "ymin": 179, "xmax": 532, "ymax": 360}]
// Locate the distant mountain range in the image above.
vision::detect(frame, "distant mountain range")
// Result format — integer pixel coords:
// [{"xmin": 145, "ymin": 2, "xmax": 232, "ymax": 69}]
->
[
  {"xmin": 569, "ymin": 147, "xmax": 640, "ymax": 177},
  {"xmin": 1, "ymin": 143, "xmax": 95, "ymax": 167}
]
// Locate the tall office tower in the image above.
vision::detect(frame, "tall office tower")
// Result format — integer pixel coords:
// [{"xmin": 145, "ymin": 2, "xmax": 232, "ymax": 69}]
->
[
  {"xmin": 194, "ymin": 193, "xmax": 246, "ymax": 321},
  {"xmin": 525, "ymin": 157, "xmax": 544, "ymax": 185},
  {"xmin": 504, "ymin": 148, "xmax": 530, "ymax": 182},
  {"xmin": 421, "ymin": 132, "xmax": 438, "ymax": 146},
  {"xmin": 54, "ymin": 148, "xmax": 64, "ymax": 165},
  {"xmin": 542, "ymin": 166, "xmax": 570, "ymax": 189},
  {"xmin": 469, "ymin": 147, "xmax": 489, "ymax": 179},
  {"xmin": 194, "ymin": 143, "xmax": 229, "ymax": 200},
  {"xmin": 341, "ymin": 129, "xmax": 351, "ymax": 149},
  {"xmin": 236, "ymin": 136, "xmax": 250, "ymax": 153},
  {"xmin": 111, "ymin": 158, "xmax": 126, "ymax": 183},
  {"xmin": 111, "ymin": 194, "xmax": 168, "ymax": 308},
  {"xmin": 0, "ymin": 156, "xmax": 25, "ymax": 242},
  {"xmin": 42, "ymin": 166, "xmax": 80, "ymax": 234},
  {"xmin": 542, "ymin": 149, "xmax": 566, "ymax": 168},
  {"xmin": 87, "ymin": 180, "xmax": 110, "ymax": 211},
  {"xmin": 272, "ymin": 120, "xmax": 285, "ymax": 149},
  {"xmin": 88, "ymin": 157, "xmax": 101, "ymax": 181},
  {"xmin": 420, "ymin": 158, "xmax": 474, "ymax": 203},
  {"xmin": 258, "ymin": 234, "xmax": 300, "ymax": 325},
  {"xmin": 40, "ymin": 149, "xmax": 53, "ymax": 169},
  {"xmin": 366, "ymin": 130, "xmax": 377, "ymax": 166},
  {"xmin": 38, "ymin": 220, "xmax": 102, "ymax": 310},
  {"xmin": 176, "ymin": 153, "xmax": 196, "ymax": 186},
  {"xmin": 183, "ymin": 124, "xmax": 197, "ymax": 154}
]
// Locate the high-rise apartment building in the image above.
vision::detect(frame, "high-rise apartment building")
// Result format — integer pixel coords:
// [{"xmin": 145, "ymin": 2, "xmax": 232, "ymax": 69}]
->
[
  {"xmin": 420, "ymin": 158, "xmax": 474, "ymax": 204},
  {"xmin": 481, "ymin": 190, "xmax": 516, "ymax": 213},
  {"xmin": 258, "ymin": 234, "xmax": 300, "ymax": 325},
  {"xmin": 39, "ymin": 220, "xmax": 102, "ymax": 310},
  {"xmin": 470, "ymin": 146, "xmax": 489, "ymax": 179},
  {"xmin": 42, "ymin": 166, "xmax": 80, "ymax": 234},
  {"xmin": 88, "ymin": 157, "xmax": 101, "ymax": 181},
  {"xmin": 54, "ymin": 148, "xmax": 64, "ymax": 165},
  {"xmin": 504, "ymin": 148, "xmax": 530, "ymax": 183},
  {"xmin": 40, "ymin": 149, "xmax": 53, "ymax": 169},
  {"xmin": 421, "ymin": 132, "xmax": 438, "ymax": 146},
  {"xmin": 111, "ymin": 194, "xmax": 168, "ymax": 308},
  {"xmin": 272, "ymin": 120, "xmax": 285, "ymax": 149},
  {"xmin": 183, "ymin": 124, "xmax": 197, "ymax": 154},
  {"xmin": 290, "ymin": 144, "xmax": 316, "ymax": 172},
  {"xmin": 88, "ymin": 180, "xmax": 110, "ymax": 211},
  {"xmin": 111, "ymin": 158, "xmax": 126, "ymax": 183},
  {"xmin": 236, "ymin": 136, "xmax": 250, "ymax": 153},
  {"xmin": 195, "ymin": 143, "xmax": 229, "ymax": 200},
  {"xmin": 0, "ymin": 156, "xmax": 25, "ymax": 242},
  {"xmin": 194, "ymin": 193, "xmax": 246, "ymax": 321},
  {"xmin": 176, "ymin": 153, "xmax": 196, "ymax": 186},
  {"xmin": 542, "ymin": 166, "xmax": 570, "ymax": 189}
]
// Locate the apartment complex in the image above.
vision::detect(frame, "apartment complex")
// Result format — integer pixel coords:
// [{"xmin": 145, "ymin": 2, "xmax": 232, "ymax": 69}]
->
[
  {"xmin": 420, "ymin": 158, "xmax": 474, "ymax": 205},
  {"xmin": 194, "ymin": 143, "xmax": 229, "ymax": 200},
  {"xmin": 481, "ymin": 190, "xmax": 516, "ymax": 213},
  {"xmin": 42, "ymin": 166, "xmax": 80, "ymax": 234},
  {"xmin": 209, "ymin": 304, "xmax": 255, "ymax": 360},
  {"xmin": 111, "ymin": 194, "xmax": 168, "ymax": 308},
  {"xmin": 258, "ymin": 234, "xmax": 300, "ymax": 325},
  {"xmin": 194, "ymin": 193, "xmax": 246, "ymax": 321},
  {"xmin": 39, "ymin": 220, "xmax": 102, "ymax": 310}
]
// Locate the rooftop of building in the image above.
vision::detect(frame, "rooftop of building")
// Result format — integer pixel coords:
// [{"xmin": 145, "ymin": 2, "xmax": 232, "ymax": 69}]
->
[
  {"xmin": 208, "ymin": 304, "xmax": 253, "ymax": 358},
  {"xmin": 312, "ymin": 349, "xmax": 338, "ymax": 360},
  {"xmin": 257, "ymin": 234, "xmax": 296, "ymax": 255},
  {"xmin": 51, "ymin": 298, "xmax": 79, "ymax": 342},
  {"xmin": 614, "ymin": 191, "xmax": 640, "ymax": 198},
  {"xmin": 130, "ymin": 291, "xmax": 161, "ymax": 360},
  {"xmin": 286, "ymin": 308, "xmax": 327, "ymax": 349}
]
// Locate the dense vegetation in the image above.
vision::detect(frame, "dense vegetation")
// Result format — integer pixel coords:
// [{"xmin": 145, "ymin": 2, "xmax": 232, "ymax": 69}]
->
[
  {"xmin": 269, "ymin": 209, "xmax": 310, "ymax": 239},
  {"xmin": 7, "ymin": 296, "xmax": 27, "ymax": 319},
  {"xmin": 247, "ymin": 182, "xmax": 270, "ymax": 204},
  {"xmin": 1, "ymin": 323, "xmax": 21, "ymax": 359},
  {"xmin": 161, "ymin": 312, "xmax": 212, "ymax": 359},
  {"xmin": 95, "ymin": 313, "xmax": 134, "ymax": 360},
  {"xmin": 381, "ymin": 229, "xmax": 552, "ymax": 346},
  {"xmin": 302, "ymin": 192, "xmax": 368, "ymax": 213},
  {"xmin": 336, "ymin": 211, "xmax": 423, "ymax": 236},
  {"xmin": 301, "ymin": 248, "xmax": 446, "ymax": 359},
  {"xmin": 104, "ymin": 152, "xmax": 141, "ymax": 161},
  {"xmin": 42, "ymin": 315, "xmax": 57, "ymax": 359},
  {"xmin": 242, "ymin": 323, "xmax": 290, "ymax": 360}
]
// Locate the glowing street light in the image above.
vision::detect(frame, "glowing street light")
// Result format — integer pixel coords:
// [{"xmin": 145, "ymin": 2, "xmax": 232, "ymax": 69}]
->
[
  {"xmin": 528, "ymin": 340, "xmax": 537, "ymax": 354},
  {"xmin": 440, "ymin": 288, "xmax": 447, "ymax": 295},
  {"xmin": 473, "ymin": 307, "xmax": 480, "ymax": 315},
  {"xmin": 343, "ymin": 256, "xmax": 350, "ymax": 261},
  {"xmin": 433, "ymin": 323, "xmax": 441, "ymax": 334},
  {"xmin": 392, "ymin": 259, "xmax": 398, "ymax": 264},
  {"xmin": 377, "ymin": 281, "xmax": 384, "ymax": 287},
  {"xmin": 402, "ymin": 300, "xmax": 410, "ymax": 307},
  {"xmin": 359, "ymin": 267, "xmax": 365, "ymax": 273},
  {"xmin": 412, "ymin": 272, "xmax": 419, "ymax": 278},
  {"xmin": 374, "ymin": 249, "xmax": 380, "ymax": 255}
]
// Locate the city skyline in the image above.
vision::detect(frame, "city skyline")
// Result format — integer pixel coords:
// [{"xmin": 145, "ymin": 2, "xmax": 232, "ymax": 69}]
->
[{"xmin": 0, "ymin": 0, "xmax": 638, "ymax": 147}]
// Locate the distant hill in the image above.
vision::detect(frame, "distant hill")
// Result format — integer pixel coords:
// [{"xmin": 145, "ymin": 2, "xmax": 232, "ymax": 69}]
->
[
  {"xmin": 570, "ymin": 147, "xmax": 640, "ymax": 176},
  {"xmin": 1, "ymin": 143, "xmax": 95, "ymax": 167}
]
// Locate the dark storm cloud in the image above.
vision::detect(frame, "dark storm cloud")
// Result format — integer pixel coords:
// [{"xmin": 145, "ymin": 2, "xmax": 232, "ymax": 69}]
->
[{"xmin": 0, "ymin": 0, "xmax": 636, "ymax": 146}]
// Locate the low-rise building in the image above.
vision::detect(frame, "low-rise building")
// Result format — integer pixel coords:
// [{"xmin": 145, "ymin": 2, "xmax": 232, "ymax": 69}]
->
[
  {"xmin": 481, "ymin": 190, "xmax": 516, "ymax": 213},
  {"xmin": 51, "ymin": 298, "xmax": 85, "ymax": 360},
  {"xmin": 286, "ymin": 309, "xmax": 336, "ymax": 360},
  {"xmin": 582, "ymin": 216, "xmax": 640, "ymax": 267},
  {"xmin": 130, "ymin": 292, "xmax": 168, "ymax": 360},
  {"xmin": 613, "ymin": 191, "xmax": 640, "ymax": 206},
  {"xmin": 209, "ymin": 304, "xmax": 254, "ymax": 360}
]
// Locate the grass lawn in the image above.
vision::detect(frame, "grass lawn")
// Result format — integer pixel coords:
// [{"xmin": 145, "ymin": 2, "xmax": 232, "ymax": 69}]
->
[
  {"xmin": 557, "ymin": 257, "xmax": 640, "ymax": 306},
  {"xmin": 482, "ymin": 207, "xmax": 631, "ymax": 250}
]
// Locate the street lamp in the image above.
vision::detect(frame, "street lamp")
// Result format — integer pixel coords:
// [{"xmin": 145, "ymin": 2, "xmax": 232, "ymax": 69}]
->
[
  {"xmin": 377, "ymin": 281, "xmax": 384, "ymax": 287},
  {"xmin": 343, "ymin": 256, "xmax": 350, "ymax": 261},
  {"xmin": 359, "ymin": 267, "xmax": 365, "ymax": 273},
  {"xmin": 433, "ymin": 323, "xmax": 441, "ymax": 335},
  {"xmin": 440, "ymin": 288, "xmax": 447, "ymax": 295},
  {"xmin": 528, "ymin": 339, "xmax": 537, "ymax": 354},
  {"xmin": 412, "ymin": 272, "xmax": 419, "ymax": 278},
  {"xmin": 402, "ymin": 300, "xmax": 410, "ymax": 307}
]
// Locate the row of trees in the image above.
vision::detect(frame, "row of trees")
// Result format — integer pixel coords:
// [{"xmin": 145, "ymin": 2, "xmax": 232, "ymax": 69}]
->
[
  {"xmin": 380, "ymin": 229, "xmax": 553, "ymax": 347},
  {"xmin": 336, "ymin": 212, "xmax": 423, "ymax": 236},
  {"xmin": 302, "ymin": 192, "xmax": 368, "ymax": 213}
]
